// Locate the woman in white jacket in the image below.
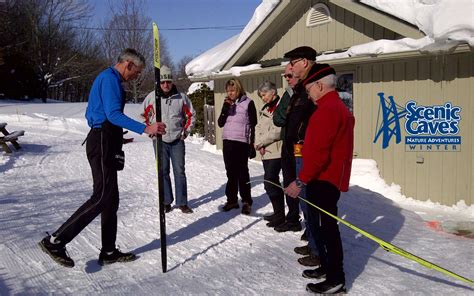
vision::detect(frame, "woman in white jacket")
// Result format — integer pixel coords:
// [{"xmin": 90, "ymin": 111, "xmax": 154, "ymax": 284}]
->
[{"xmin": 254, "ymin": 81, "xmax": 285, "ymax": 227}]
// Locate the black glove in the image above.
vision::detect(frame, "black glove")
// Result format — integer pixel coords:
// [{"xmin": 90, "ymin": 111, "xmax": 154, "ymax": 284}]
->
[
  {"xmin": 221, "ymin": 100, "xmax": 232, "ymax": 115},
  {"xmin": 248, "ymin": 144, "xmax": 256, "ymax": 159}
]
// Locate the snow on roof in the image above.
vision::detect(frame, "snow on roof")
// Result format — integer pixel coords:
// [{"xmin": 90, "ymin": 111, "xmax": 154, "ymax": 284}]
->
[
  {"xmin": 185, "ymin": 0, "xmax": 280, "ymax": 78},
  {"xmin": 360, "ymin": 0, "xmax": 474, "ymax": 45},
  {"xmin": 187, "ymin": 81, "xmax": 214, "ymax": 95},
  {"xmin": 186, "ymin": 0, "xmax": 474, "ymax": 78}
]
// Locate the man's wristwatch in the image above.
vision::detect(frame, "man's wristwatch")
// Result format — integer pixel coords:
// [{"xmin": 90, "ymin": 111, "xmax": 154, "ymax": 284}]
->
[{"xmin": 295, "ymin": 179, "xmax": 306, "ymax": 188}]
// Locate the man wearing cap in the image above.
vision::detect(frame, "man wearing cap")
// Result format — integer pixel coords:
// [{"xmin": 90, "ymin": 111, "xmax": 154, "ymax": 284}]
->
[
  {"xmin": 141, "ymin": 65, "xmax": 196, "ymax": 214},
  {"xmin": 285, "ymin": 63, "xmax": 355, "ymax": 294},
  {"xmin": 272, "ymin": 46, "xmax": 319, "ymax": 265},
  {"xmin": 278, "ymin": 49, "xmax": 322, "ymax": 268}
]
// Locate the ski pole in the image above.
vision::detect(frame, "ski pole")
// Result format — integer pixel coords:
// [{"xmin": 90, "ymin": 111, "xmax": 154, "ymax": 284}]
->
[{"xmin": 248, "ymin": 179, "xmax": 474, "ymax": 285}]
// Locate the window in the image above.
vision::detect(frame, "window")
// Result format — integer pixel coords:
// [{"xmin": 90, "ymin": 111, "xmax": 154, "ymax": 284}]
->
[
  {"xmin": 336, "ymin": 73, "xmax": 353, "ymax": 113},
  {"xmin": 306, "ymin": 3, "xmax": 331, "ymax": 28}
]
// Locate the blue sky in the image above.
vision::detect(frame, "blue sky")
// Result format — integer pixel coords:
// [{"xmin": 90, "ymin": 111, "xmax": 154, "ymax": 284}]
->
[{"xmin": 92, "ymin": 0, "xmax": 261, "ymax": 64}]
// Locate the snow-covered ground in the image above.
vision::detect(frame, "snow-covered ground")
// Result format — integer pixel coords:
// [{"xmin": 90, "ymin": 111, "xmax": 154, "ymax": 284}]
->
[{"xmin": 0, "ymin": 100, "xmax": 473, "ymax": 295}]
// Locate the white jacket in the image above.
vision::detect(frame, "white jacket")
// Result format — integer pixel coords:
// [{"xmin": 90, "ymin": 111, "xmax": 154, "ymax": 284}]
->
[
  {"xmin": 255, "ymin": 98, "xmax": 282, "ymax": 160},
  {"xmin": 141, "ymin": 89, "xmax": 196, "ymax": 143}
]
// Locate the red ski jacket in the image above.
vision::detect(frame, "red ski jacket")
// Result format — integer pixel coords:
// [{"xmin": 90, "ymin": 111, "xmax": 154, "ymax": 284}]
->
[{"xmin": 298, "ymin": 91, "xmax": 355, "ymax": 192}]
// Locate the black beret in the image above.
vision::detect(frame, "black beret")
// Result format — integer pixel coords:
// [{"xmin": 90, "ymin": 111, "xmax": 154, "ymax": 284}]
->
[
  {"xmin": 284, "ymin": 46, "xmax": 317, "ymax": 61},
  {"xmin": 302, "ymin": 63, "xmax": 336, "ymax": 86}
]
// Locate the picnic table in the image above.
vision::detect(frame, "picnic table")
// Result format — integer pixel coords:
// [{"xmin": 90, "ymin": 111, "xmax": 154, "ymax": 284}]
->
[{"xmin": 0, "ymin": 122, "xmax": 25, "ymax": 153}]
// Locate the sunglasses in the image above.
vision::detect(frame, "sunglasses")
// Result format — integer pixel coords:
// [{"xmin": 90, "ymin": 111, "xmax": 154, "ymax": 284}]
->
[
  {"xmin": 289, "ymin": 58, "xmax": 304, "ymax": 66},
  {"xmin": 160, "ymin": 81, "xmax": 172, "ymax": 85},
  {"xmin": 282, "ymin": 73, "xmax": 293, "ymax": 79}
]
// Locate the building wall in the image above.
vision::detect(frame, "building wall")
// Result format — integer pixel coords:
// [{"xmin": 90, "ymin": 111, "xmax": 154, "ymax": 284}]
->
[
  {"xmin": 259, "ymin": 0, "xmax": 402, "ymax": 63},
  {"xmin": 354, "ymin": 51, "xmax": 474, "ymax": 206},
  {"xmin": 211, "ymin": 1, "xmax": 473, "ymax": 206}
]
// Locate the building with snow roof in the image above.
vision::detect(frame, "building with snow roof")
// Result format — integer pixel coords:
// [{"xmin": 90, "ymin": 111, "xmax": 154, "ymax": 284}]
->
[{"xmin": 186, "ymin": 0, "xmax": 474, "ymax": 207}]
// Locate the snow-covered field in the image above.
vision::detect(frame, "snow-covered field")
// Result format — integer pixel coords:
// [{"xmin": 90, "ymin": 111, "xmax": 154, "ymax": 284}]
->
[{"xmin": 0, "ymin": 100, "xmax": 473, "ymax": 295}]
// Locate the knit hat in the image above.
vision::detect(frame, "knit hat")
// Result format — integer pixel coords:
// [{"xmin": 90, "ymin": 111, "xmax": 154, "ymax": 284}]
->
[
  {"xmin": 160, "ymin": 65, "xmax": 173, "ymax": 82},
  {"xmin": 302, "ymin": 63, "xmax": 336, "ymax": 86},
  {"xmin": 284, "ymin": 46, "xmax": 317, "ymax": 61}
]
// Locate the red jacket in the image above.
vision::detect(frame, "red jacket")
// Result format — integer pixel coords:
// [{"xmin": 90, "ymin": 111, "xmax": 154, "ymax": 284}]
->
[{"xmin": 298, "ymin": 91, "xmax": 355, "ymax": 192}]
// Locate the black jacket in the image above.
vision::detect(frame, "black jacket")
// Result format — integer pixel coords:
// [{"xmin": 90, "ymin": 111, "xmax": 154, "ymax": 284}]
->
[{"xmin": 284, "ymin": 85, "xmax": 316, "ymax": 154}]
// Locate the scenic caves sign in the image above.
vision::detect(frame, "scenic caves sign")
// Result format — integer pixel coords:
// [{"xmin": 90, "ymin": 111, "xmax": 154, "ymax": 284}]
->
[{"xmin": 373, "ymin": 92, "xmax": 461, "ymax": 152}]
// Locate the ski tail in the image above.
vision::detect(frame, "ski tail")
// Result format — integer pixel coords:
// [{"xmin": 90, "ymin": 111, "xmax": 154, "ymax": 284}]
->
[{"xmin": 153, "ymin": 22, "xmax": 167, "ymax": 273}]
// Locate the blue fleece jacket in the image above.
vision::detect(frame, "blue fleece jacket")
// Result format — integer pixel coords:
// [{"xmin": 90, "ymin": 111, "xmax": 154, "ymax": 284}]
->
[{"xmin": 85, "ymin": 67, "xmax": 146, "ymax": 134}]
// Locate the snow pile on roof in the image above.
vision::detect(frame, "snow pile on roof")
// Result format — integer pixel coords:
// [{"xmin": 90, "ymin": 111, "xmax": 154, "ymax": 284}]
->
[
  {"xmin": 360, "ymin": 0, "xmax": 474, "ymax": 46},
  {"xmin": 186, "ymin": 0, "xmax": 473, "ymax": 77},
  {"xmin": 185, "ymin": 0, "xmax": 279, "ymax": 78},
  {"xmin": 187, "ymin": 81, "xmax": 214, "ymax": 95},
  {"xmin": 318, "ymin": 0, "xmax": 474, "ymax": 62}
]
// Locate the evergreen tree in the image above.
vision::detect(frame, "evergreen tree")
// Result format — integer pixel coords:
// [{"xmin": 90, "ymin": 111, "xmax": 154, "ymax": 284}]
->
[{"xmin": 188, "ymin": 84, "xmax": 214, "ymax": 137}]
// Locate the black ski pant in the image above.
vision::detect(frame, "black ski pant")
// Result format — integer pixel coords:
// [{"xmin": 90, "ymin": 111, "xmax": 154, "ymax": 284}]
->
[
  {"xmin": 262, "ymin": 158, "xmax": 284, "ymax": 219},
  {"xmin": 222, "ymin": 140, "xmax": 252, "ymax": 205},
  {"xmin": 306, "ymin": 180, "xmax": 345, "ymax": 284},
  {"xmin": 281, "ymin": 143, "xmax": 300, "ymax": 224},
  {"xmin": 53, "ymin": 123, "xmax": 122, "ymax": 252}
]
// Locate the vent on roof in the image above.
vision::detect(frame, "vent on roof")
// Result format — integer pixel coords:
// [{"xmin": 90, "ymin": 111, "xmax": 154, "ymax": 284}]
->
[{"xmin": 306, "ymin": 3, "xmax": 331, "ymax": 28}]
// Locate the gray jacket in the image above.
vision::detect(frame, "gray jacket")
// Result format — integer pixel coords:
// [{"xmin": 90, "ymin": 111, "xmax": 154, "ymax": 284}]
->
[{"xmin": 141, "ymin": 90, "xmax": 196, "ymax": 143}]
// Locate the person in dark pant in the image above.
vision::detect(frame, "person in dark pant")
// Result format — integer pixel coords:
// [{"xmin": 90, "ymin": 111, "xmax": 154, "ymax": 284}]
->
[
  {"xmin": 254, "ymin": 81, "xmax": 284, "ymax": 227},
  {"xmin": 286, "ymin": 63, "xmax": 354, "ymax": 294},
  {"xmin": 39, "ymin": 48, "xmax": 166, "ymax": 268},
  {"xmin": 218, "ymin": 78, "xmax": 257, "ymax": 215},
  {"xmin": 273, "ymin": 47, "xmax": 317, "ymax": 233},
  {"xmin": 280, "ymin": 49, "xmax": 321, "ymax": 266}
]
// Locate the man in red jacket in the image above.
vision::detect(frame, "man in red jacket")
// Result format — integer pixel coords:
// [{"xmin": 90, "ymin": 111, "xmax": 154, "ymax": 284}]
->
[{"xmin": 285, "ymin": 63, "xmax": 355, "ymax": 294}]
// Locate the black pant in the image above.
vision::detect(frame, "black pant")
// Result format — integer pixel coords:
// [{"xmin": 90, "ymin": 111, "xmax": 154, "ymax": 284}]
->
[
  {"xmin": 223, "ymin": 140, "xmax": 252, "ymax": 205},
  {"xmin": 53, "ymin": 123, "xmax": 122, "ymax": 252},
  {"xmin": 281, "ymin": 142, "xmax": 300, "ymax": 224},
  {"xmin": 262, "ymin": 158, "xmax": 284, "ymax": 218},
  {"xmin": 307, "ymin": 180, "xmax": 345, "ymax": 284}
]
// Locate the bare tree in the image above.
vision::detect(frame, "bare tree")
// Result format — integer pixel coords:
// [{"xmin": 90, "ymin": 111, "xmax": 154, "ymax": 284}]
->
[
  {"xmin": 101, "ymin": 0, "xmax": 174, "ymax": 102},
  {"xmin": 28, "ymin": 0, "xmax": 93, "ymax": 100},
  {"xmin": 1, "ymin": 0, "xmax": 101, "ymax": 101},
  {"xmin": 174, "ymin": 55, "xmax": 194, "ymax": 93}
]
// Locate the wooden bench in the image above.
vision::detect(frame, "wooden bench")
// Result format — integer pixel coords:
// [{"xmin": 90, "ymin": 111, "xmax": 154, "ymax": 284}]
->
[{"xmin": 0, "ymin": 122, "xmax": 25, "ymax": 153}]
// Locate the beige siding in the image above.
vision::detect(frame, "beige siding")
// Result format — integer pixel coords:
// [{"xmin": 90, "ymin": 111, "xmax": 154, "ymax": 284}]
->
[
  {"xmin": 354, "ymin": 52, "xmax": 474, "ymax": 206},
  {"xmin": 259, "ymin": 1, "xmax": 402, "ymax": 62},
  {"xmin": 213, "ymin": 51, "xmax": 473, "ymax": 206}
]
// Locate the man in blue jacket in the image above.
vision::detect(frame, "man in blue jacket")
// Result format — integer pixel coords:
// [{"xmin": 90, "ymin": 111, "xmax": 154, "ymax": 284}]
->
[{"xmin": 39, "ymin": 48, "xmax": 166, "ymax": 268}]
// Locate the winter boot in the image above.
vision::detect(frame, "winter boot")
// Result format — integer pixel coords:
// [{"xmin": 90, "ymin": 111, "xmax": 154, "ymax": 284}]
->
[
  {"xmin": 38, "ymin": 235, "xmax": 74, "ymax": 268},
  {"xmin": 294, "ymin": 244, "xmax": 311, "ymax": 256},
  {"xmin": 241, "ymin": 203, "xmax": 251, "ymax": 215},
  {"xmin": 302, "ymin": 267, "xmax": 326, "ymax": 280},
  {"xmin": 306, "ymin": 280, "xmax": 345, "ymax": 294},
  {"xmin": 179, "ymin": 205, "xmax": 193, "ymax": 214},
  {"xmin": 275, "ymin": 221, "xmax": 302, "ymax": 232},
  {"xmin": 222, "ymin": 202, "xmax": 239, "ymax": 212},
  {"xmin": 98, "ymin": 248, "xmax": 137, "ymax": 266},
  {"xmin": 298, "ymin": 254, "xmax": 321, "ymax": 267}
]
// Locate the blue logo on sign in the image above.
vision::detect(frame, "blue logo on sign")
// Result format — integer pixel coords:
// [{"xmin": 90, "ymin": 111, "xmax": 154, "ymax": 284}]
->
[
  {"xmin": 373, "ymin": 92, "xmax": 407, "ymax": 149},
  {"xmin": 373, "ymin": 93, "xmax": 462, "ymax": 152}
]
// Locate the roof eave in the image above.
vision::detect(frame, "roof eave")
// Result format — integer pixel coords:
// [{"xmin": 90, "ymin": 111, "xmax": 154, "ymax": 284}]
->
[{"xmin": 192, "ymin": 43, "xmax": 472, "ymax": 82}]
